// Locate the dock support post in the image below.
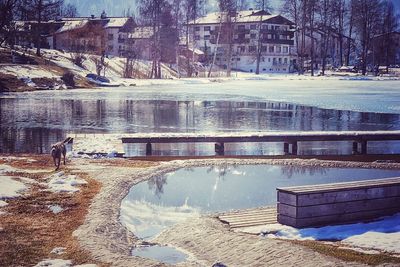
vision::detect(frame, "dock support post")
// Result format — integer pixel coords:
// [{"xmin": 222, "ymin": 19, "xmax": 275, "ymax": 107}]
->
[
  {"xmin": 146, "ymin": 142, "xmax": 152, "ymax": 156},
  {"xmin": 215, "ymin": 142, "xmax": 225, "ymax": 156},
  {"xmin": 352, "ymin": 142, "xmax": 359, "ymax": 155},
  {"xmin": 291, "ymin": 142, "xmax": 298, "ymax": 155},
  {"xmin": 361, "ymin": 141, "xmax": 367, "ymax": 155},
  {"xmin": 284, "ymin": 143, "xmax": 289, "ymax": 154}
]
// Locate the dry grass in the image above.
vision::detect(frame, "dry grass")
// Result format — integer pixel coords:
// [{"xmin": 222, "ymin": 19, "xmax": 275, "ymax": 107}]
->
[
  {"xmin": 290, "ymin": 239, "xmax": 400, "ymax": 266},
  {"xmin": 88, "ymin": 158, "xmax": 159, "ymax": 168},
  {"xmin": 0, "ymin": 156, "xmax": 106, "ymax": 267}
]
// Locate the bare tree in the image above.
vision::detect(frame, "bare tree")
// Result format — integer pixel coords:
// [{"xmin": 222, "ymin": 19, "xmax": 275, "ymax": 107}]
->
[
  {"xmin": 353, "ymin": 0, "xmax": 382, "ymax": 75},
  {"xmin": 28, "ymin": 0, "xmax": 63, "ymax": 56},
  {"xmin": 255, "ymin": 0, "xmax": 272, "ymax": 74},
  {"xmin": 282, "ymin": 0, "xmax": 302, "ymax": 73},
  {"xmin": 0, "ymin": 0, "xmax": 18, "ymax": 46},
  {"xmin": 61, "ymin": 3, "xmax": 78, "ymax": 18}
]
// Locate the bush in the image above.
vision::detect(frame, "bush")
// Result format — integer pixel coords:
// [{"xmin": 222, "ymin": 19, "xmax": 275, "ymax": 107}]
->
[{"xmin": 61, "ymin": 72, "xmax": 75, "ymax": 87}]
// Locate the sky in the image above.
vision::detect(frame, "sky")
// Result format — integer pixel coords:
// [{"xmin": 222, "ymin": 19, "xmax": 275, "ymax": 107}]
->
[{"xmin": 67, "ymin": 0, "xmax": 400, "ymax": 18}]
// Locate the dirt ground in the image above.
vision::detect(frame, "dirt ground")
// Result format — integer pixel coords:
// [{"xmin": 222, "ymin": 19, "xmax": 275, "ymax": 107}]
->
[{"xmin": 1, "ymin": 155, "xmax": 400, "ymax": 267}]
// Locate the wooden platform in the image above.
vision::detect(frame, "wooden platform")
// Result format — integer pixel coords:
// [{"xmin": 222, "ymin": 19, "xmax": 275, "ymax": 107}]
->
[
  {"xmin": 218, "ymin": 207, "xmax": 277, "ymax": 229},
  {"xmin": 121, "ymin": 130, "xmax": 400, "ymax": 155},
  {"xmin": 277, "ymin": 177, "xmax": 400, "ymax": 228}
]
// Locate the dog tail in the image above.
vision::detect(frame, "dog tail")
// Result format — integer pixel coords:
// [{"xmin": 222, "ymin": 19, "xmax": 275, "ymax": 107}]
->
[{"xmin": 62, "ymin": 137, "xmax": 73, "ymax": 144}]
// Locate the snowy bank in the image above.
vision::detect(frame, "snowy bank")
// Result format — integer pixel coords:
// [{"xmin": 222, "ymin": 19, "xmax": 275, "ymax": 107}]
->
[{"xmin": 255, "ymin": 212, "xmax": 400, "ymax": 254}]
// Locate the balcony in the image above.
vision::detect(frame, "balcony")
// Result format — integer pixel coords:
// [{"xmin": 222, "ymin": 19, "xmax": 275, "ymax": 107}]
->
[{"xmin": 261, "ymin": 39, "xmax": 294, "ymax": 45}]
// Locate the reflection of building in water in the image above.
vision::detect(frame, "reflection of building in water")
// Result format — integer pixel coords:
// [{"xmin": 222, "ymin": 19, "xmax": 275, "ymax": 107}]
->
[{"xmin": 2, "ymin": 97, "xmax": 400, "ymax": 154}]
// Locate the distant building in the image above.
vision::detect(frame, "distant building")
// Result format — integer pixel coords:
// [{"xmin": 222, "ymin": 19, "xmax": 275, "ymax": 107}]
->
[
  {"xmin": 14, "ymin": 16, "xmax": 135, "ymax": 57},
  {"xmin": 187, "ymin": 10, "xmax": 297, "ymax": 73},
  {"xmin": 371, "ymin": 31, "xmax": 400, "ymax": 67}
]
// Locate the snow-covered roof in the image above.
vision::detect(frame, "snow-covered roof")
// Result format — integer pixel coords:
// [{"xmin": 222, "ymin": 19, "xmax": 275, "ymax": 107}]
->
[
  {"xmin": 188, "ymin": 47, "xmax": 204, "ymax": 55},
  {"xmin": 190, "ymin": 10, "xmax": 292, "ymax": 25},
  {"xmin": 129, "ymin": 26, "xmax": 154, "ymax": 39},
  {"xmin": 105, "ymin": 17, "xmax": 129, "ymax": 28},
  {"xmin": 56, "ymin": 19, "xmax": 88, "ymax": 34}
]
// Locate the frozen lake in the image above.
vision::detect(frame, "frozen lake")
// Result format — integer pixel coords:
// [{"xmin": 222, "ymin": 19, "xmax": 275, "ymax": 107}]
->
[
  {"xmin": 120, "ymin": 164, "xmax": 400, "ymax": 239},
  {"xmin": 1, "ymin": 79, "xmax": 400, "ymax": 154}
]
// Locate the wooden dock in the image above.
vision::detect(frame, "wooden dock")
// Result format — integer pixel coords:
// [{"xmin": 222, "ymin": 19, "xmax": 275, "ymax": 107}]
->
[
  {"xmin": 277, "ymin": 177, "xmax": 400, "ymax": 228},
  {"xmin": 121, "ymin": 130, "xmax": 400, "ymax": 156},
  {"xmin": 218, "ymin": 207, "xmax": 277, "ymax": 229}
]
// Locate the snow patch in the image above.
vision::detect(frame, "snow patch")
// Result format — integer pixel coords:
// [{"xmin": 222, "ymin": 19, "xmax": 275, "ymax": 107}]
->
[
  {"xmin": 48, "ymin": 205, "xmax": 64, "ymax": 214},
  {"xmin": 0, "ymin": 200, "xmax": 8, "ymax": 207},
  {"xmin": 50, "ymin": 247, "xmax": 66, "ymax": 255},
  {"xmin": 0, "ymin": 176, "xmax": 27, "ymax": 199},
  {"xmin": 264, "ymin": 213, "xmax": 400, "ymax": 254},
  {"xmin": 45, "ymin": 172, "xmax": 87, "ymax": 193},
  {"xmin": 34, "ymin": 259, "xmax": 72, "ymax": 267},
  {"xmin": 343, "ymin": 232, "xmax": 400, "ymax": 254}
]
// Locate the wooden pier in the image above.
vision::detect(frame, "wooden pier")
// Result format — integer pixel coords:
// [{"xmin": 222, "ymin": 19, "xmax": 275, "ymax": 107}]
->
[
  {"xmin": 121, "ymin": 130, "xmax": 400, "ymax": 156},
  {"xmin": 277, "ymin": 177, "xmax": 400, "ymax": 228}
]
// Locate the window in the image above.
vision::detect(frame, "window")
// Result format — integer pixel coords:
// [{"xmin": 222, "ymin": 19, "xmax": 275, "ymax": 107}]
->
[
  {"xmin": 250, "ymin": 33, "xmax": 256, "ymax": 39},
  {"xmin": 283, "ymin": 46, "xmax": 288, "ymax": 53},
  {"xmin": 204, "ymin": 35, "xmax": 210, "ymax": 40},
  {"xmin": 237, "ymin": 46, "xmax": 245, "ymax": 53},
  {"xmin": 237, "ymin": 25, "xmax": 245, "ymax": 30},
  {"xmin": 284, "ymin": 58, "xmax": 288, "ymax": 64},
  {"xmin": 195, "ymin": 26, "xmax": 200, "ymax": 31},
  {"xmin": 250, "ymin": 24, "xmax": 256, "ymax": 30},
  {"xmin": 237, "ymin": 57, "xmax": 240, "ymax": 61},
  {"xmin": 262, "ymin": 24, "xmax": 268, "ymax": 29},
  {"xmin": 261, "ymin": 46, "xmax": 267, "ymax": 52},
  {"xmin": 268, "ymin": 57, "xmax": 271, "ymax": 62},
  {"xmin": 273, "ymin": 58, "xmax": 277, "ymax": 65},
  {"xmin": 195, "ymin": 35, "xmax": 200, "ymax": 40},
  {"xmin": 277, "ymin": 46, "xmax": 281, "ymax": 53},
  {"xmin": 269, "ymin": 46, "xmax": 274, "ymax": 53},
  {"xmin": 249, "ymin": 46, "xmax": 256, "ymax": 52},
  {"xmin": 204, "ymin": 26, "xmax": 211, "ymax": 31},
  {"xmin": 278, "ymin": 58, "xmax": 282, "ymax": 64},
  {"xmin": 267, "ymin": 34, "xmax": 272, "ymax": 39},
  {"xmin": 108, "ymin": 34, "xmax": 113, "ymax": 40}
]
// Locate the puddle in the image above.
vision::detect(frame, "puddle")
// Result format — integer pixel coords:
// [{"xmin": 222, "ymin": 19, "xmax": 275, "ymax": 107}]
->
[
  {"xmin": 121, "ymin": 164, "xmax": 400, "ymax": 239},
  {"xmin": 131, "ymin": 245, "xmax": 188, "ymax": 264}
]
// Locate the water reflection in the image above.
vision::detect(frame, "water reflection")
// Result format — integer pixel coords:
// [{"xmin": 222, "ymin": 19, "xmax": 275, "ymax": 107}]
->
[
  {"xmin": 120, "ymin": 164, "xmax": 400, "ymax": 239},
  {"xmin": 280, "ymin": 165, "xmax": 327, "ymax": 179},
  {"xmin": 1, "ymin": 96, "xmax": 400, "ymax": 153}
]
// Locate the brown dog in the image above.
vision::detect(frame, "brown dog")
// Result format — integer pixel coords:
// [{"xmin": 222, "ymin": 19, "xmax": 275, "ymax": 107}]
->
[{"xmin": 51, "ymin": 138, "xmax": 70, "ymax": 170}]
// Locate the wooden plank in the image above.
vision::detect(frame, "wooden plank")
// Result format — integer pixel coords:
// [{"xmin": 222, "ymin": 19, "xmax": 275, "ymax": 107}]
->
[
  {"xmin": 278, "ymin": 184, "xmax": 400, "ymax": 206},
  {"xmin": 278, "ymin": 196, "xmax": 400, "ymax": 218},
  {"xmin": 218, "ymin": 207, "xmax": 277, "ymax": 229},
  {"xmin": 277, "ymin": 177, "xmax": 400, "ymax": 194},
  {"xmin": 278, "ymin": 207, "xmax": 400, "ymax": 228}
]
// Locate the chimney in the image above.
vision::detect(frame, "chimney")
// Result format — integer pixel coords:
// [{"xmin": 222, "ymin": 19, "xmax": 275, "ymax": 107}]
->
[{"xmin": 91, "ymin": 15, "xmax": 95, "ymax": 19}]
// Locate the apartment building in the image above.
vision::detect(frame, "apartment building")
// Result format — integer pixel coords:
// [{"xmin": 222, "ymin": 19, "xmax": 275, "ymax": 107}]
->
[{"xmin": 188, "ymin": 10, "xmax": 297, "ymax": 73}]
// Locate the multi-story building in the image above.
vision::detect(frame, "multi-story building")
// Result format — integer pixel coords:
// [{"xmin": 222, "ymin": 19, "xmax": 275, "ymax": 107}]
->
[
  {"xmin": 13, "ymin": 15, "xmax": 134, "ymax": 57},
  {"xmin": 187, "ymin": 10, "xmax": 297, "ymax": 73}
]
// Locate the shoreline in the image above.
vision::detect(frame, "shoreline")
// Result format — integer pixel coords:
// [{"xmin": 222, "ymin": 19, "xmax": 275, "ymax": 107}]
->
[{"xmin": 71, "ymin": 157, "xmax": 400, "ymax": 266}]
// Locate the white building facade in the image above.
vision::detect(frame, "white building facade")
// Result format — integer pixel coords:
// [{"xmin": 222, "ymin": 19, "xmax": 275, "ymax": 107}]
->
[{"xmin": 188, "ymin": 10, "xmax": 297, "ymax": 73}]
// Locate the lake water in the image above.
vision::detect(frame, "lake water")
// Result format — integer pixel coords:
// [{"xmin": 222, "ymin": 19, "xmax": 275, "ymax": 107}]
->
[
  {"xmin": 1, "ymin": 85, "xmax": 400, "ymax": 155},
  {"xmin": 120, "ymin": 165, "xmax": 400, "ymax": 239}
]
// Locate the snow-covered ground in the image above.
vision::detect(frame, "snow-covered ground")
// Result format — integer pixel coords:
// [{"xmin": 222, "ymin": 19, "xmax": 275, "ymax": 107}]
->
[
  {"xmin": 238, "ymin": 212, "xmax": 400, "ymax": 255},
  {"xmin": 45, "ymin": 171, "xmax": 88, "ymax": 193}
]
